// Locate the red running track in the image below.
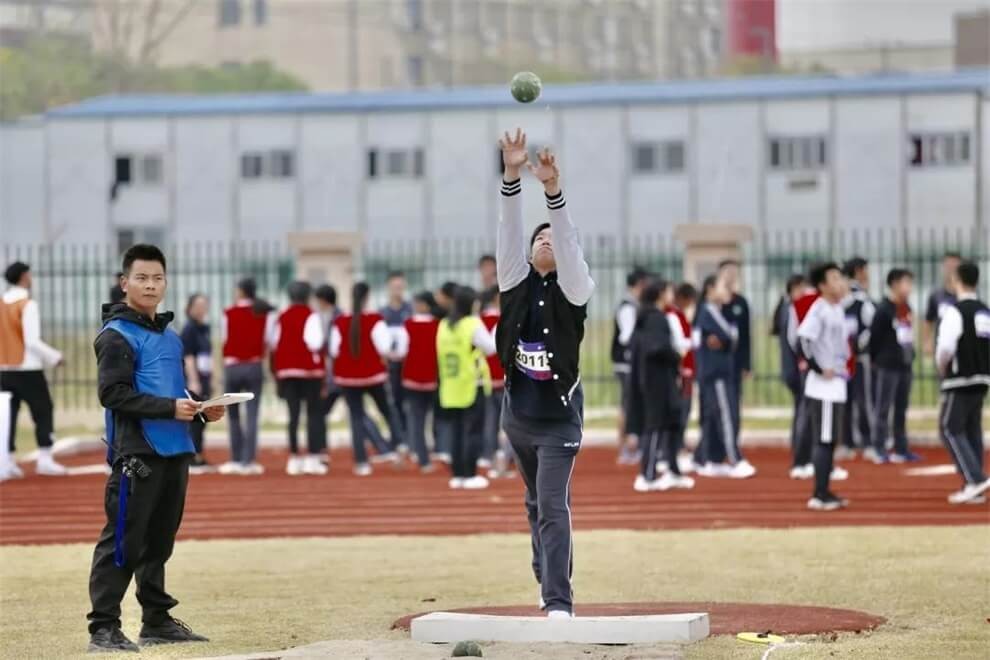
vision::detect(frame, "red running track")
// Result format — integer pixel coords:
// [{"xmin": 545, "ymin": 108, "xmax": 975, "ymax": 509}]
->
[{"xmin": 0, "ymin": 446, "xmax": 986, "ymax": 546}]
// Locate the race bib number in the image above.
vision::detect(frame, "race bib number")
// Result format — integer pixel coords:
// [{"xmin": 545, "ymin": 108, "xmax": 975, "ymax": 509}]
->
[
  {"xmin": 515, "ymin": 340, "xmax": 552, "ymax": 381},
  {"xmin": 844, "ymin": 315, "xmax": 858, "ymax": 339},
  {"xmin": 895, "ymin": 321, "xmax": 914, "ymax": 346},
  {"xmin": 975, "ymin": 311, "xmax": 990, "ymax": 338},
  {"xmin": 195, "ymin": 353, "xmax": 212, "ymax": 374}
]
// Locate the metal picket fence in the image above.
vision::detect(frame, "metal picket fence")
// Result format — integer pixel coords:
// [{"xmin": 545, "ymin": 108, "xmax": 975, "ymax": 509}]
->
[{"xmin": 3, "ymin": 225, "xmax": 988, "ymax": 412}]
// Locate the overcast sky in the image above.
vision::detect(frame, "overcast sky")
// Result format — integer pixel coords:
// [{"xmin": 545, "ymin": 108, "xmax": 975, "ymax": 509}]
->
[{"xmin": 778, "ymin": 0, "xmax": 990, "ymax": 50}]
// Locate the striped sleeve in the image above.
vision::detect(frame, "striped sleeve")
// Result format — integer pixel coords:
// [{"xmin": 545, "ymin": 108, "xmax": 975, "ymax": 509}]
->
[{"xmin": 497, "ymin": 178, "xmax": 529, "ymax": 292}]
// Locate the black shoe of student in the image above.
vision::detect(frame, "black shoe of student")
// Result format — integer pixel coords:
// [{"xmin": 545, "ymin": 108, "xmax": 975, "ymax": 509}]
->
[
  {"xmin": 138, "ymin": 617, "xmax": 209, "ymax": 646},
  {"xmin": 87, "ymin": 626, "xmax": 139, "ymax": 653}
]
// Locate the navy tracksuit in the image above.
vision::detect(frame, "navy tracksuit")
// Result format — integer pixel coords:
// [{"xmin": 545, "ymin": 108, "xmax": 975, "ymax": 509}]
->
[{"xmin": 695, "ymin": 303, "xmax": 740, "ymax": 465}]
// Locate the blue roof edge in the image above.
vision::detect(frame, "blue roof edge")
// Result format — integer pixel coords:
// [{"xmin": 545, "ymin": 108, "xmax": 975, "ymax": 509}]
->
[{"xmin": 45, "ymin": 69, "xmax": 990, "ymax": 119}]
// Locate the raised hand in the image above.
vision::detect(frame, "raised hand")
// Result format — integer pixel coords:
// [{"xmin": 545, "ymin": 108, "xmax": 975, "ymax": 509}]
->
[
  {"xmin": 498, "ymin": 128, "xmax": 528, "ymax": 179},
  {"xmin": 527, "ymin": 148, "xmax": 560, "ymax": 195}
]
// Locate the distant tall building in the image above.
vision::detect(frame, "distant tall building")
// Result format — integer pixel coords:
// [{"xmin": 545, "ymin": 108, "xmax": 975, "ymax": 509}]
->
[{"xmin": 0, "ymin": 0, "xmax": 727, "ymax": 89}]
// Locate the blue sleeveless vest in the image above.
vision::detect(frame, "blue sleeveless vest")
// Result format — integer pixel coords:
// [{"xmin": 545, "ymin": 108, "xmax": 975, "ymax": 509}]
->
[{"xmin": 102, "ymin": 318, "xmax": 194, "ymax": 457}]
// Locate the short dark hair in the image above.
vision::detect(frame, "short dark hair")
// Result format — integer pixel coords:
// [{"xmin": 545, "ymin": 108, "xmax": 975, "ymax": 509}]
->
[
  {"xmin": 957, "ymin": 261, "xmax": 979, "ymax": 288},
  {"xmin": 185, "ymin": 293, "xmax": 207, "ymax": 318},
  {"xmin": 315, "ymin": 284, "xmax": 337, "ymax": 305},
  {"xmin": 448, "ymin": 286, "xmax": 478, "ymax": 325},
  {"xmin": 943, "ymin": 251, "xmax": 962, "ymax": 261},
  {"xmin": 718, "ymin": 259, "xmax": 740, "ymax": 270},
  {"xmin": 479, "ymin": 285, "xmax": 499, "ymax": 308},
  {"xmin": 530, "ymin": 222, "xmax": 551, "ymax": 248},
  {"xmin": 287, "ymin": 280, "xmax": 312, "ymax": 304},
  {"xmin": 809, "ymin": 262, "xmax": 840, "ymax": 290},
  {"xmin": 626, "ymin": 267, "xmax": 649, "ymax": 289},
  {"xmin": 639, "ymin": 278, "xmax": 663, "ymax": 308},
  {"xmin": 786, "ymin": 273, "xmax": 807, "ymax": 295},
  {"xmin": 122, "ymin": 244, "xmax": 166, "ymax": 275},
  {"xmin": 701, "ymin": 274, "xmax": 718, "ymax": 299},
  {"xmin": 414, "ymin": 290, "xmax": 437, "ymax": 307},
  {"xmin": 478, "ymin": 254, "xmax": 496, "ymax": 267},
  {"xmin": 237, "ymin": 277, "xmax": 257, "ymax": 299},
  {"xmin": 842, "ymin": 257, "xmax": 868, "ymax": 279},
  {"xmin": 674, "ymin": 282, "xmax": 697, "ymax": 303},
  {"xmin": 386, "ymin": 270, "xmax": 405, "ymax": 281},
  {"xmin": 886, "ymin": 268, "xmax": 914, "ymax": 287},
  {"xmin": 4, "ymin": 261, "xmax": 29, "ymax": 285},
  {"xmin": 440, "ymin": 281, "xmax": 458, "ymax": 299}
]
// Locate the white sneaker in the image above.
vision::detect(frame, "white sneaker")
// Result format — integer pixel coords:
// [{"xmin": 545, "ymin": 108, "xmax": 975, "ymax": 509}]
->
[
  {"xmin": 728, "ymin": 460, "xmax": 756, "ymax": 479},
  {"xmin": 36, "ymin": 456, "xmax": 68, "ymax": 476},
  {"xmin": 655, "ymin": 472, "xmax": 679, "ymax": 491},
  {"xmin": 663, "ymin": 473, "xmax": 695, "ymax": 490},
  {"xmin": 0, "ymin": 461, "xmax": 24, "ymax": 481},
  {"xmin": 834, "ymin": 446, "xmax": 856, "ymax": 461},
  {"xmin": 655, "ymin": 460, "xmax": 669, "ymax": 474},
  {"xmin": 371, "ymin": 452, "xmax": 399, "ymax": 465},
  {"xmin": 476, "ymin": 458, "xmax": 492, "ymax": 470},
  {"xmin": 353, "ymin": 463, "xmax": 372, "ymax": 477},
  {"xmin": 302, "ymin": 455, "xmax": 328, "ymax": 476},
  {"xmin": 789, "ymin": 464, "xmax": 814, "ymax": 480},
  {"xmin": 948, "ymin": 478, "xmax": 990, "ymax": 504},
  {"xmin": 462, "ymin": 475, "xmax": 490, "ymax": 490},
  {"xmin": 539, "ymin": 594, "xmax": 546, "ymax": 610},
  {"xmin": 242, "ymin": 462, "xmax": 265, "ymax": 475},
  {"xmin": 633, "ymin": 475, "xmax": 653, "ymax": 492},
  {"xmin": 677, "ymin": 454, "xmax": 696, "ymax": 475},
  {"xmin": 696, "ymin": 462, "xmax": 721, "ymax": 478},
  {"xmin": 831, "ymin": 466, "xmax": 849, "ymax": 481},
  {"xmin": 448, "ymin": 477, "xmax": 465, "ymax": 489},
  {"xmin": 547, "ymin": 610, "xmax": 573, "ymax": 619},
  {"xmin": 432, "ymin": 452, "xmax": 452, "ymax": 465},
  {"xmin": 217, "ymin": 461, "xmax": 242, "ymax": 475},
  {"xmin": 286, "ymin": 456, "xmax": 304, "ymax": 476}
]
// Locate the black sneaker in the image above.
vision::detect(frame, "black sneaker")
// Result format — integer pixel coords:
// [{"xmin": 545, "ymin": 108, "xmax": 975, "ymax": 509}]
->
[
  {"xmin": 808, "ymin": 492, "xmax": 849, "ymax": 511},
  {"xmin": 88, "ymin": 627, "xmax": 139, "ymax": 653},
  {"xmin": 138, "ymin": 617, "xmax": 209, "ymax": 646}
]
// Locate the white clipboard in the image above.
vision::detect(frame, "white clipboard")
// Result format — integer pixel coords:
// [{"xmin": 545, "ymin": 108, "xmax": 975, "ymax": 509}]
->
[{"xmin": 197, "ymin": 393, "xmax": 255, "ymax": 410}]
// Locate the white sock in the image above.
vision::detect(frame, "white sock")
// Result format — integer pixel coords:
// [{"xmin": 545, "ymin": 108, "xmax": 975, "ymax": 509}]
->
[{"xmin": 38, "ymin": 448, "xmax": 53, "ymax": 461}]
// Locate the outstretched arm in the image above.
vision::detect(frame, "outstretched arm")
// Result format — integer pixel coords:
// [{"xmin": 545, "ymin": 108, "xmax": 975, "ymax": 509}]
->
[
  {"xmin": 528, "ymin": 148, "xmax": 595, "ymax": 306},
  {"xmin": 497, "ymin": 128, "xmax": 530, "ymax": 293}
]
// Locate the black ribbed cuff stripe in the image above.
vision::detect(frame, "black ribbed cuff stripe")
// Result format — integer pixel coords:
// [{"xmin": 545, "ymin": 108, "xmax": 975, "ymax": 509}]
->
[
  {"xmin": 501, "ymin": 178, "xmax": 521, "ymax": 197},
  {"xmin": 546, "ymin": 190, "xmax": 565, "ymax": 210}
]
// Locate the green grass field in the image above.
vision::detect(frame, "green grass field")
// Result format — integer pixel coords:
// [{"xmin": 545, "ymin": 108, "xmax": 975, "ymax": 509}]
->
[{"xmin": 1, "ymin": 526, "xmax": 987, "ymax": 659}]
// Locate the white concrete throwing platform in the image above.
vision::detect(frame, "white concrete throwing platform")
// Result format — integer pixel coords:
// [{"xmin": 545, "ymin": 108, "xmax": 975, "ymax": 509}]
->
[{"xmin": 410, "ymin": 611, "xmax": 710, "ymax": 644}]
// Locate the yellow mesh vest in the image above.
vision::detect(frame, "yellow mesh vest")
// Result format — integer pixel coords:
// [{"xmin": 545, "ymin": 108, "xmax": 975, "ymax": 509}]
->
[{"xmin": 437, "ymin": 317, "xmax": 483, "ymax": 409}]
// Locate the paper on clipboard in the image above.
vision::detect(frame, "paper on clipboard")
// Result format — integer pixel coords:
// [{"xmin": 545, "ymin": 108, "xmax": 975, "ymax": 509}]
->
[{"xmin": 197, "ymin": 393, "xmax": 255, "ymax": 410}]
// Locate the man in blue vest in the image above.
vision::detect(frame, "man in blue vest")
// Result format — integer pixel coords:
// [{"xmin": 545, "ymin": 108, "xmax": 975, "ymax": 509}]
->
[{"xmin": 86, "ymin": 244, "xmax": 225, "ymax": 653}]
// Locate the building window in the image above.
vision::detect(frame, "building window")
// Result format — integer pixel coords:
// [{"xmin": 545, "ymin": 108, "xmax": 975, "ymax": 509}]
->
[
  {"xmin": 406, "ymin": 55, "xmax": 424, "ymax": 86},
  {"xmin": 241, "ymin": 153, "xmax": 264, "ymax": 179},
  {"xmin": 406, "ymin": 0, "xmax": 423, "ymax": 31},
  {"xmin": 768, "ymin": 136, "xmax": 827, "ymax": 171},
  {"xmin": 909, "ymin": 132, "xmax": 971, "ymax": 168},
  {"xmin": 218, "ymin": 0, "xmax": 241, "ymax": 27},
  {"xmin": 253, "ymin": 0, "xmax": 267, "ymax": 25},
  {"xmin": 630, "ymin": 141, "xmax": 686, "ymax": 174},
  {"xmin": 240, "ymin": 150, "xmax": 294, "ymax": 179},
  {"xmin": 113, "ymin": 153, "xmax": 163, "ymax": 188},
  {"xmin": 368, "ymin": 148, "xmax": 425, "ymax": 179}
]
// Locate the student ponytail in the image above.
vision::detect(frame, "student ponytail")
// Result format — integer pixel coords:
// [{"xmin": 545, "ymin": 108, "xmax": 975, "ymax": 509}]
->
[
  {"xmin": 350, "ymin": 281, "xmax": 370, "ymax": 357},
  {"xmin": 447, "ymin": 286, "xmax": 476, "ymax": 329}
]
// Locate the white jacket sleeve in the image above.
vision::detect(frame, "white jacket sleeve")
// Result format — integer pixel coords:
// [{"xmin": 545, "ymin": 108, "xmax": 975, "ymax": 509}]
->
[
  {"xmin": 329, "ymin": 325, "xmax": 341, "ymax": 359},
  {"xmin": 497, "ymin": 178, "xmax": 530, "ymax": 292},
  {"xmin": 471, "ymin": 322, "xmax": 498, "ymax": 357},
  {"xmin": 22, "ymin": 300, "xmax": 62, "ymax": 367},
  {"xmin": 393, "ymin": 326, "xmax": 411, "ymax": 359},
  {"xmin": 370, "ymin": 320, "xmax": 394, "ymax": 358},
  {"xmin": 303, "ymin": 312, "xmax": 325, "ymax": 353},
  {"xmin": 546, "ymin": 190, "xmax": 595, "ymax": 307}
]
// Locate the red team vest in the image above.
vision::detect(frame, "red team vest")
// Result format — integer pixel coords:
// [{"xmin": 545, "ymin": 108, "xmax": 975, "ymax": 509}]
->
[
  {"xmin": 402, "ymin": 315, "xmax": 440, "ymax": 391},
  {"xmin": 480, "ymin": 308, "xmax": 505, "ymax": 390},
  {"xmin": 333, "ymin": 312, "xmax": 387, "ymax": 387},
  {"xmin": 273, "ymin": 304, "xmax": 326, "ymax": 380},
  {"xmin": 222, "ymin": 303, "xmax": 268, "ymax": 365}
]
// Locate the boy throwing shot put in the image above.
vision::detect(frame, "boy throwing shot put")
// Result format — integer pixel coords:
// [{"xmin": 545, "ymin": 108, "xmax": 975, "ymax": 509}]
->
[{"xmin": 496, "ymin": 129, "xmax": 595, "ymax": 619}]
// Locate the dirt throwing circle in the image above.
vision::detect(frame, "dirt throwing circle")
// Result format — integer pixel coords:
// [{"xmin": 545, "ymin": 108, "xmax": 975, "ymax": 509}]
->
[{"xmin": 393, "ymin": 602, "xmax": 885, "ymax": 636}]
